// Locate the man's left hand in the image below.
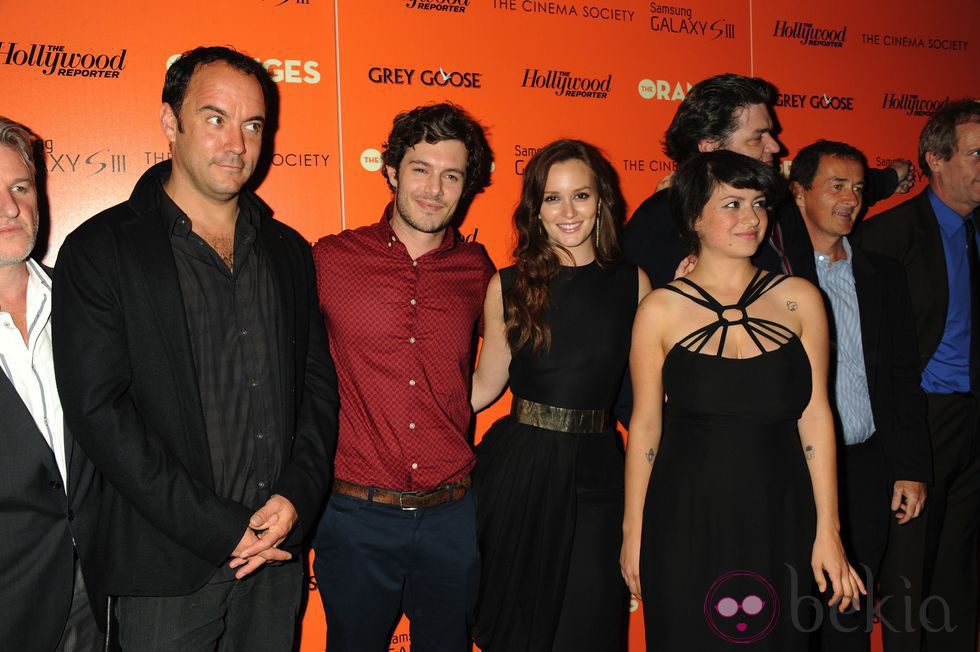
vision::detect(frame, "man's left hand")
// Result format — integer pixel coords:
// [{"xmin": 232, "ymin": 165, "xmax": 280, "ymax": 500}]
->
[
  {"xmin": 890, "ymin": 160, "xmax": 915, "ymax": 194},
  {"xmin": 891, "ymin": 480, "xmax": 927, "ymax": 525},
  {"xmin": 229, "ymin": 494, "xmax": 299, "ymax": 578}
]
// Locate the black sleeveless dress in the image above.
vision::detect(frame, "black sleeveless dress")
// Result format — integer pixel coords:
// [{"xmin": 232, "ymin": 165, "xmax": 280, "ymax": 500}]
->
[
  {"xmin": 640, "ymin": 270, "xmax": 817, "ymax": 651},
  {"xmin": 473, "ymin": 261, "xmax": 638, "ymax": 652}
]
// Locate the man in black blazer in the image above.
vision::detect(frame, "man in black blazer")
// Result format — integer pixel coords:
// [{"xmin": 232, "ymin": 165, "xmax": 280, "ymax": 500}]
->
[
  {"xmin": 623, "ymin": 73, "xmax": 914, "ymax": 289},
  {"xmin": 52, "ymin": 47, "xmax": 339, "ymax": 651},
  {"xmin": 788, "ymin": 140, "xmax": 931, "ymax": 651},
  {"xmin": 855, "ymin": 99, "xmax": 980, "ymax": 652},
  {"xmin": 0, "ymin": 117, "xmax": 103, "ymax": 650}
]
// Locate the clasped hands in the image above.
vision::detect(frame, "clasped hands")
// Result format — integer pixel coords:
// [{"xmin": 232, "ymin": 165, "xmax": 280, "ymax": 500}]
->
[{"xmin": 228, "ymin": 494, "xmax": 298, "ymax": 579}]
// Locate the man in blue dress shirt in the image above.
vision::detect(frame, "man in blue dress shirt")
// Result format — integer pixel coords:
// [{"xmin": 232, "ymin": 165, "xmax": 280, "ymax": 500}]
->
[
  {"xmin": 856, "ymin": 99, "xmax": 980, "ymax": 652},
  {"xmin": 789, "ymin": 140, "xmax": 931, "ymax": 651}
]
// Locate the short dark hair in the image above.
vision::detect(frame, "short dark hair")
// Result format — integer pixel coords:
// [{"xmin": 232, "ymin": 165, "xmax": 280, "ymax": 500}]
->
[
  {"xmin": 381, "ymin": 102, "xmax": 493, "ymax": 198},
  {"xmin": 163, "ymin": 46, "xmax": 272, "ymax": 130},
  {"xmin": 790, "ymin": 140, "xmax": 867, "ymax": 190},
  {"xmin": 918, "ymin": 98, "xmax": 980, "ymax": 178},
  {"xmin": 670, "ymin": 150, "xmax": 777, "ymax": 254},
  {"xmin": 663, "ymin": 73, "xmax": 775, "ymax": 164}
]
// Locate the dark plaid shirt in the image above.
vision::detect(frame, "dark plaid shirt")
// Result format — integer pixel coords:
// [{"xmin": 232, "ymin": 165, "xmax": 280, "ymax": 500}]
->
[{"xmin": 159, "ymin": 180, "xmax": 283, "ymax": 511}]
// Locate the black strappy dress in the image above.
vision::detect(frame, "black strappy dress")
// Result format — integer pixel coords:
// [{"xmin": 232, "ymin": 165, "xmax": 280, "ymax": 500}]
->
[{"xmin": 640, "ymin": 270, "xmax": 816, "ymax": 651}]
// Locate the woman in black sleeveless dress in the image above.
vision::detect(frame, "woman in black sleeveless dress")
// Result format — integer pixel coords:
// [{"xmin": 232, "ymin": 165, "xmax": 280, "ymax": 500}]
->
[
  {"xmin": 621, "ymin": 151, "xmax": 865, "ymax": 651},
  {"xmin": 470, "ymin": 140, "xmax": 650, "ymax": 651}
]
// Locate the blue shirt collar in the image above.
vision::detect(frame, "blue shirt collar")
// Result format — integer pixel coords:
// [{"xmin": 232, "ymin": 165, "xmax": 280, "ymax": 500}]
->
[
  {"xmin": 814, "ymin": 237, "xmax": 852, "ymax": 269},
  {"xmin": 928, "ymin": 187, "xmax": 970, "ymax": 238}
]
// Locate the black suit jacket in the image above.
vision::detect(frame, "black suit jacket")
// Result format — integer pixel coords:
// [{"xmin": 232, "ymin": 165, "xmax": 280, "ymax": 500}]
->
[
  {"xmin": 853, "ymin": 188, "xmax": 969, "ymax": 374},
  {"xmin": 0, "ymin": 329, "xmax": 104, "ymax": 648},
  {"xmin": 52, "ymin": 162, "xmax": 339, "ymax": 596},
  {"xmin": 782, "ymin": 204, "xmax": 932, "ymax": 484}
]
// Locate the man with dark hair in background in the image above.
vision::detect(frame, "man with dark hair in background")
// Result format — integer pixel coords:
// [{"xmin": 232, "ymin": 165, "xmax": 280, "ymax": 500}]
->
[
  {"xmin": 0, "ymin": 116, "xmax": 105, "ymax": 651},
  {"xmin": 52, "ymin": 46, "xmax": 339, "ymax": 651},
  {"xmin": 615, "ymin": 72, "xmax": 914, "ymax": 427},
  {"xmin": 789, "ymin": 140, "xmax": 930, "ymax": 651},
  {"xmin": 623, "ymin": 72, "xmax": 913, "ymax": 288},
  {"xmin": 312, "ymin": 102, "xmax": 494, "ymax": 652},
  {"xmin": 856, "ymin": 98, "xmax": 980, "ymax": 652}
]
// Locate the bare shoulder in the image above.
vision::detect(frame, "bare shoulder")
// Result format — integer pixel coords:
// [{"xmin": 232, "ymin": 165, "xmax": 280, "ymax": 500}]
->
[{"xmin": 771, "ymin": 275, "xmax": 821, "ymax": 302}]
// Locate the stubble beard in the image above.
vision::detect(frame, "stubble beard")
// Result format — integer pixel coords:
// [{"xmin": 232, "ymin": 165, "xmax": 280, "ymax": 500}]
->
[
  {"xmin": 394, "ymin": 191, "xmax": 456, "ymax": 235},
  {"xmin": 0, "ymin": 215, "xmax": 38, "ymax": 266}
]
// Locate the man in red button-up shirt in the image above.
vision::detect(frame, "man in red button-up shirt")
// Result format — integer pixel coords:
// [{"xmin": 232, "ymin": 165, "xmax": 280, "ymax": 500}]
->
[{"xmin": 312, "ymin": 103, "xmax": 494, "ymax": 652}]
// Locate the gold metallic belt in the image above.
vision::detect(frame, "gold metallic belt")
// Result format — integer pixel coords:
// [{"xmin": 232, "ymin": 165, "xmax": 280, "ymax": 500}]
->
[{"xmin": 511, "ymin": 397, "xmax": 609, "ymax": 434}]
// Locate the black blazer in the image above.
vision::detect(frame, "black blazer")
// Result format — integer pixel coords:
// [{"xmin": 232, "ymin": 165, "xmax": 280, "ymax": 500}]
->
[
  {"xmin": 853, "ymin": 188, "xmax": 967, "ymax": 374},
  {"xmin": 52, "ymin": 162, "xmax": 339, "ymax": 596},
  {"xmin": 0, "ymin": 360, "xmax": 104, "ymax": 648},
  {"xmin": 784, "ymin": 204, "xmax": 932, "ymax": 484}
]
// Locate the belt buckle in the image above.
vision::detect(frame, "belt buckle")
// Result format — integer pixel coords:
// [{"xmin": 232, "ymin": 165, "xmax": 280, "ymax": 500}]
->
[{"xmin": 398, "ymin": 490, "xmax": 421, "ymax": 511}]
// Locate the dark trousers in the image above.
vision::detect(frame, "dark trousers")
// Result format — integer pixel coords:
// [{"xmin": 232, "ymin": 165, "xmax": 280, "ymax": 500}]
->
[
  {"xmin": 880, "ymin": 392, "xmax": 980, "ymax": 652},
  {"xmin": 56, "ymin": 559, "xmax": 104, "ymax": 652},
  {"xmin": 313, "ymin": 490, "xmax": 479, "ymax": 652},
  {"xmin": 115, "ymin": 561, "xmax": 303, "ymax": 652},
  {"xmin": 818, "ymin": 435, "xmax": 891, "ymax": 652}
]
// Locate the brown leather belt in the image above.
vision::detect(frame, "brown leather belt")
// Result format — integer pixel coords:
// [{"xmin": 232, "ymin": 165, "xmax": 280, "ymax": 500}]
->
[
  {"xmin": 511, "ymin": 397, "xmax": 609, "ymax": 433},
  {"xmin": 332, "ymin": 476, "xmax": 471, "ymax": 510}
]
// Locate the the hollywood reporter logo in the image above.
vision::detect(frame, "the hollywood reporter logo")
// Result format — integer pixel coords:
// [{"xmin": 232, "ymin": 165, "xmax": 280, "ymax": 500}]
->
[
  {"xmin": 405, "ymin": 0, "xmax": 469, "ymax": 12},
  {"xmin": 522, "ymin": 68, "xmax": 612, "ymax": 99},
  {"xmin": 0, "ymin": 42, "xmax": 127, "ymax": 79},
  {"xmin": 773, "ymin": 20, "xmax": 847, "ymax": 48}
]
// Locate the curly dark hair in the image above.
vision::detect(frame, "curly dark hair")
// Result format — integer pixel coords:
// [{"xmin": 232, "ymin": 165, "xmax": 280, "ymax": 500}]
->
[
  {"xmin": 918, "ymin": 98, "xmax": 979, "ymax": 178},
  {"xmin": 381, "ymin": 102, "xmax": 493, "ymax": 199},
  {"xmin": 162, "ymin": 46, "xmax": 273, "ymax": 131},
  {"xmin": 670, "ymin": 150, "xmax": 778, "ymax": 255},
  {"xmin": 506, "ymin": 139, "xmax": 624, "ymax": 355},
  {"xmin": 663, "ymin": 73, "xmax": 775, "ymax": 164}
]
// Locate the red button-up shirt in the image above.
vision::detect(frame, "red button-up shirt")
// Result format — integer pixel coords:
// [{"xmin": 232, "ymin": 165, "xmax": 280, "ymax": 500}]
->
[{"xmin": 314, "ymin": 211, "xmax": 494, "ymax": 491}]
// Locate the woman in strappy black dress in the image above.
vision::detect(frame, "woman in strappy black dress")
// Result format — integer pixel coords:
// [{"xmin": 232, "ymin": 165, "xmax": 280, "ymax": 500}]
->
[
  {"xmin": 621, "ymin": 151, "xmax": 865, "ymax": 651},
  {"xmin": 470, "ymin": 140, "xmax": 651, "ymax": 651}
]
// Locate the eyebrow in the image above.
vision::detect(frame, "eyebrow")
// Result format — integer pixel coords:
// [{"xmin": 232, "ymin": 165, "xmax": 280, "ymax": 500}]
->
[
  {"xmin": 544, "ymin": 186, "xmax": 593, "ymax": 193},
  {"xmin": 407, "ymin": 159, "xmax": 465, "ymax": 175},
  {"xmin": 197, "ymin": 104, "xmax": 265, "ymax": 123}
]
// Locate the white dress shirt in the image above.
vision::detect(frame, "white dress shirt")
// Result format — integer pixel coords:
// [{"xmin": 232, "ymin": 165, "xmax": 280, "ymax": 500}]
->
[{"xmin": 0, "ymin": 259, "xmax": 67, "ymax": 487}]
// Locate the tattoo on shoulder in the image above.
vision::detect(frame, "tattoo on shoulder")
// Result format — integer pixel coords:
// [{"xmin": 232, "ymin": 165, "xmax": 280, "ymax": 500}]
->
[
  {"xmin": 786, "ymin": 300, "xmax": 798, "ymax": 312},
  {"xmin": 646, "ymin": 448, "xmax": 656, "ymax": 465},
  {"xmin": 804, "ymin": 445, "xmax": 815, "ymax": 460}
]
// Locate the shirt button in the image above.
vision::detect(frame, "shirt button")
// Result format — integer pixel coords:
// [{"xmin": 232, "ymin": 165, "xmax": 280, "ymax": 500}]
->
[
  {"xmin": 241, "ymin": 329, "xmax": 248, "ymax": 336},
  {"xmin": 409, "ymin": 379, "xmax": 416, "ymax": 386},
  {"xmin": 391, "ymin": 235, "xmax": 397, "ymax": 241},
  {"xmin": 409, "ymin": 337, "xmax": 416, "ymax": 344},
  {"xmin": 409, "ymin": 422, "xmax": 416, "ymax": 430},
  {"xmin": 42, "ymin": 417, "xmax": 49, "ymax": 426},
  {"xmin": 2, "ymin": 322, "xmax": 10, "ymax": 328},
  {"xmin": 249, "ymin": 379, "xmax": 258, "ymax": 388},
  {"xmin": 410, "ymin": 298, "xmax": 417, "ymax": 306},
  {"xmin": 411, "ymin": 463, "xmax": 418, "ymax": 470},
  {"xmin": 388, "ymin": 242, "xmax": 392, "ymax": 248},
  {"xmin": 412, "ymin": 261, "xmax": 418, "ymax": 267},
  {"xmin": 257, "ymin": 481, "xmax": 267, "ymax": 489},
  {"xmin": 256, "ymin": 432, "xmax": 264, "ymax": 440}
]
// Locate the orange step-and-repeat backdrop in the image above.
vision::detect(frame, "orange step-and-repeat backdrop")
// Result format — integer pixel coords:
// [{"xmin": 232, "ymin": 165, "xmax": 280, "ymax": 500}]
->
[{"xmin": 2, "ymin": 1, "xmax": 977, "ymax": 650}]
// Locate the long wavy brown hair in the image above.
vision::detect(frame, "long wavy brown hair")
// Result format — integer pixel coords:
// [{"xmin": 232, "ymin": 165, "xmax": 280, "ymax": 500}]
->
[{"xmin": 506, "ymin": 139, "xmax": 625, "ymax": 355}]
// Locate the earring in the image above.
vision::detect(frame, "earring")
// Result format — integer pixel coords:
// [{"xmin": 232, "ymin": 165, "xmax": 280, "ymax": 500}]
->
[{"xmin": 594, "ymin": 202, "xmax": 602, "ymax": 248}]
